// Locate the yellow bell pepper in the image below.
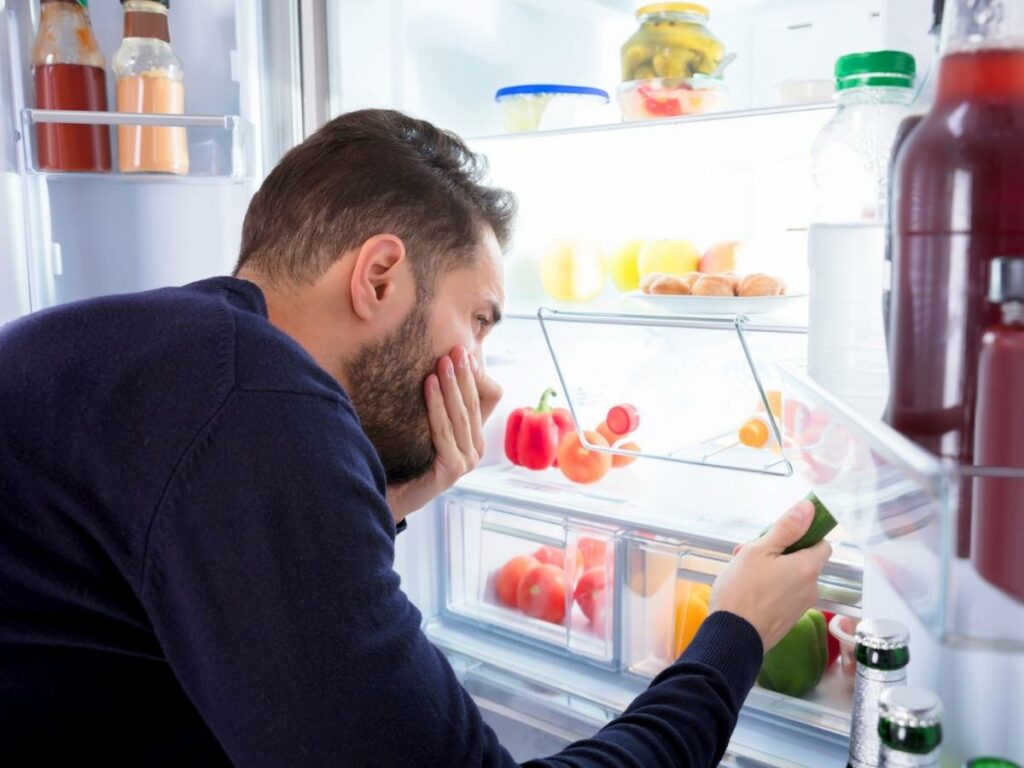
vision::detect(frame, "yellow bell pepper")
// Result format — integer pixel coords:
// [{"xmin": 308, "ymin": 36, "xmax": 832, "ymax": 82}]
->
[{"xmin": 672, "ymin": 579, "xmax": 711, "ymax": 657}]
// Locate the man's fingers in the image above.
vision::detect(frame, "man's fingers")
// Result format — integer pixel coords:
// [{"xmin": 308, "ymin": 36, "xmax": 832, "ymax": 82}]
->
[
  {"xmin": 471, "ymin": 353, "xmax": 503, "ymax": 424},
  {"xmin": 425, "ymin": 374, "xmax": 462, "ymax": 469},
  {"xmin": 437, "ymin": 355, "xmax": 475, "ymax": 461},
  {"xmin": 758, "ymin": 500, "xmax": 815, "ymax": 554},
  {"xmin": 453, "ymin": 347, "xmax": 484, "ymax": 457}
]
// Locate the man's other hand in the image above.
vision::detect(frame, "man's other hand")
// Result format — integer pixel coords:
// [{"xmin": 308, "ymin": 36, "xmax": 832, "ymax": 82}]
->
[
  {"xmin": 709, "ymin": 500, "xmax": 832, "ymax": 652},
  {"xmin": 386, "ymin": 346, "xmax": 502, "ymax": 522}
]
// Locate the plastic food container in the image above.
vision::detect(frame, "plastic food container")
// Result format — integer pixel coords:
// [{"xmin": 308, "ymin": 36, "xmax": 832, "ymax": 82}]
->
[
  {"xmin": 620, "ymin": 3, "xmax": 725, "ymax": 83},
  {"xmin": 495, "ymin": 84, "xmax": 611, "ymax": 133},
  {"xmin": 774, "ymin": 79, "xmax": 835, "ymax": 106},
  {"xmin": 829, "ymin": 613, "xmax": 859, "ymax": 689},
  {"xmin": 617, "ymin": 75, "xmax": 728, "ymax": 120}
]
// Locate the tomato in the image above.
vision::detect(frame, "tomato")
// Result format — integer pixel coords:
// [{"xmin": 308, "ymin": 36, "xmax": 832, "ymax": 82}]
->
[
  {"xmin": 496, "ymin": 554, "xmax": 540, "ymax": 608},
  {"xmin": 577, "ymin": 537, "xmax": 607, "ymax": 570},
  {"xmin": 533, "ymin": 546, "xmax": 583, "ymax": 580},
  {"xmin": 517, "ymin": 564, "xmax": 566, "ymax": 624},
  {"xmin": 557, "ymin": 430, "xmax": 613, "ymax": 484},
  {"xmin": 596, "ymin": 420, "xmax": 619, "ymax": 447},
  {"xmin": 606, "ymin": 404, "xmax": 640, "ymax": 435},
  {"xmin": 573, "ymin": 568, "xmax": 607, "ymax": 625},
  {"xmin": 612, "ymin": 441, "xmax": 640, "ymax": 468}
]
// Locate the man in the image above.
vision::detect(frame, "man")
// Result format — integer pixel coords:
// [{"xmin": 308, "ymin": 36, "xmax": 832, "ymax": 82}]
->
[{"xmin": 0, "ymin": 110, "xmax": 831, "ymax": 766}]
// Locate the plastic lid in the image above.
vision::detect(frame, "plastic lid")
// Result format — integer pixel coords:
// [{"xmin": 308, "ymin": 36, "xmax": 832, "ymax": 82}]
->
[
  {"xmin": 494, "ymin": 84, "xmax": 610, "ymax": 102},
  {"xmin": 835, "ymin": 50, "xmax": 916, "ymax": 90},
  {"xmin": 989, "ymin": 258, "xmax": 1024, "ymax": 303},
  {"xmin": 121, "ymin": 0, "xmax": 170, "ymax": 6},
  {"xmin": 636, "ymin": 3, "xmax": 709, "ymax": 19}
]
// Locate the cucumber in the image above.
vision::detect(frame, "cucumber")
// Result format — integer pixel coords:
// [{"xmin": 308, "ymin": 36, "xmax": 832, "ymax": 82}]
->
[
  {"xmin": 757, "ymin": 492, "xmax": 838, "ymax": 554},
  {"xmin": 783, "ymin": 492, "xmax": 837, "ymax": 554}
]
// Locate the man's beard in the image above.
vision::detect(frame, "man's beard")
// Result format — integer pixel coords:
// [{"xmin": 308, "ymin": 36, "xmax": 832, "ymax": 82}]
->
[{"xmin": 344, "ymin": 302, "xmax": 437, "ymax": 485}]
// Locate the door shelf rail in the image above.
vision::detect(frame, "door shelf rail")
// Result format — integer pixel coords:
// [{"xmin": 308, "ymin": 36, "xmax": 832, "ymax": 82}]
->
[{"xmin": 19, "ymin": 109, "xmax": 254, "ymax": 181}]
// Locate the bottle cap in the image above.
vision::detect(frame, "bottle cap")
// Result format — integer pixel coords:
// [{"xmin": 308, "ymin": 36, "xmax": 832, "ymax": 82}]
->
[
  {"xmin": 121, "ymin": 0, "xmax": 169, "ymax": 6},
  {"xmin": 855, "ymin": 618, "xmax": 910, "ymax": 650},
  {"xmin": 989, "ymin": 258, "xmax": 1024, "ymax": 303},
  {"xmin": 879, "ymin": 687, "xmax": 943, "ymax": 729},
  {"xmin": 835, "ymin": 50, "xmax": 916, "ymax": 90}
]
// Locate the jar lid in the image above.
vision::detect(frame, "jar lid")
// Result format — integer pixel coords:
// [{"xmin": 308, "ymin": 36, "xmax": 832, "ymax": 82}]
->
[
  {"xmin": 495, "ymin": 84, "xmax": 610, "ymax": 102},
  {"xmin": 636, "ymin": 3, "xmax": 709, "ymax": 20},
  {"xmin": 835, "ymin": 50, "xmax": 916, "ymax": 90},
  {"xmin": 989, "ymin": 258, "xmax": 1024, "ymax": 303}
]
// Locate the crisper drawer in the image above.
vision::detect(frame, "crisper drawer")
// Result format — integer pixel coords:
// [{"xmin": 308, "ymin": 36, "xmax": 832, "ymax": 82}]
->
[{"xmin": 443, "ymin": 497, "xmax": 620, "ymax": 666}]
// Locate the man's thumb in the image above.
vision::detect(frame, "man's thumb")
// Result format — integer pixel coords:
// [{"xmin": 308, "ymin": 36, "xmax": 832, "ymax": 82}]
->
[{"xmin": 760, "ymin": 500, "xmax": 815, "ymax": 553}]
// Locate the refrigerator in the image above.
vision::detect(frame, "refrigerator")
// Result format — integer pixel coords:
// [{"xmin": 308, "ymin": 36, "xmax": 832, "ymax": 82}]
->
[{"xmin": 2, "ymin": 1, "xmax": 1022, "ymax": 765}]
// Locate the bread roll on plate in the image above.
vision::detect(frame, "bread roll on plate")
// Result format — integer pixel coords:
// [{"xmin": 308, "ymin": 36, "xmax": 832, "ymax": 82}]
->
[
  {"xmin": 737, "ymin": 273, "xmax": 783, "ymax": 297},
  {"xmin": 692, "ymin": 275, "xmax": 734, "ymax": 297},
  {"xmin": 648, "ymin": 275, "xmax": 692, "ymax": 295}
]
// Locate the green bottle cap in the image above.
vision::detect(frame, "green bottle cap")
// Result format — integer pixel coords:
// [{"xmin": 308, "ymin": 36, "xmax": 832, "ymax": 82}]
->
[
  {"xmin": 964, "ymin": 760, "xmax": 1023, "ymax": 768},
  {"xmin": 835, "ymin": 50, "xmax": 916, "ymax": 90},
  {"xmin": 879, "ymin": 688, "xmax": 943, "ymax": 755}
]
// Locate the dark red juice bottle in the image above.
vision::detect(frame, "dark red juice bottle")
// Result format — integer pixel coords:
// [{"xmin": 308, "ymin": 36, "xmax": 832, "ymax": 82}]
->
[
  {"xmin": 972, "ymin": 258, "xmax": 1024, "ymax": 602},
  {"xmin": 886, "ymin": 0, "xmax": 1024, "ymax": 556}
]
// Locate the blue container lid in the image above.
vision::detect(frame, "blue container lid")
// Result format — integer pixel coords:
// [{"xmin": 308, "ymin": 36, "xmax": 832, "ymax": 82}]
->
[{"xmin": 495, "ymin": 84, "xmax": 610, "ymax": 102}]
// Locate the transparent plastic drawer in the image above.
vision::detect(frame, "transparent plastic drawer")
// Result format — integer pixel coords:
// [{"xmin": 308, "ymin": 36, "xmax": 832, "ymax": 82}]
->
[
  {"xmin": 444, "ymin": 496, "xmax": 619, "ymax": 665},
  {"xmin": 622, "ymin": 535, "xmax": 721, "ymax": 678}
]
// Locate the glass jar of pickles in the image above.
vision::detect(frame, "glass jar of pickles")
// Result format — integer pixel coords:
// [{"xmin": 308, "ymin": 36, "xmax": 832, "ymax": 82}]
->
[
  {"xmin": 621, "ymin": 3, "xmax": 725, "ymax": 82},
  {"xmin": 618, "ymin": 4, "xmax": 728, "ymax": 120}
]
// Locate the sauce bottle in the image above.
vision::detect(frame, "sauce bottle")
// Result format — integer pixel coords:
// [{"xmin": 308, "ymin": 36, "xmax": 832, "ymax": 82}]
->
[
  {"xmin": 885, "ymin": 0, "xmax": 1024, "ymax": 556},
  {"xmin": 31, "ymin": 0, "xmax": 112, "ymax": 173},
  {"xmin": 113, "ymin": 0, "xmax": 189, "ymax": 175},
  {"xmin": 972, "ymin": 257, "xmax": 1024, "ymax": 602}
]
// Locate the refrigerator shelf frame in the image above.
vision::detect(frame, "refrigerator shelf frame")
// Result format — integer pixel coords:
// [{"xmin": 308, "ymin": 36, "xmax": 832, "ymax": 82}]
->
[
  {"xmin": 20, "ymin": 109, "xmax": 255, "ymax": 182},
  {"xmin": 537, "ymin": 307, "xmax": 802, "ymax": 477}
]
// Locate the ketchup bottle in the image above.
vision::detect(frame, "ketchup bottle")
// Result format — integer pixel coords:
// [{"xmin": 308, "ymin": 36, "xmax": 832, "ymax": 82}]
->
[
  {"xmin": 31, "ymin": 0, "xmax": 111, "ymax": 173},
  {"xmin": 886, "ymin": 0, "xmax": 1024, "ymax": 556},
  {"xmin": 972, "ymin": 258, "xmax": 1024, "ymax": 602}
]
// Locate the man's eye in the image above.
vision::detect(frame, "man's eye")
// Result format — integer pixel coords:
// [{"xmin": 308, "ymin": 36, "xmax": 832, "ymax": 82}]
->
[{"xmin": 476, "ymin": 314, "xmax": 492, "ymax": 330}]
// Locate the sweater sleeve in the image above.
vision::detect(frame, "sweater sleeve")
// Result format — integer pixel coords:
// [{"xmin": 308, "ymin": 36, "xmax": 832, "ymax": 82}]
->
[{"xmin": 140, "ymin": 389, "xmax": 761, "ymax": 768}]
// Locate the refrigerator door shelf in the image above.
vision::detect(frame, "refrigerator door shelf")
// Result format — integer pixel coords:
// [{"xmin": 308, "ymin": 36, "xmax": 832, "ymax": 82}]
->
[
  {"xmin": 21, "ymin": 110, "xmax": 255, "ymax": 182},
  {"xmin": 779, "ymin": 363, "xmax": 1024, "ymax": 652}
]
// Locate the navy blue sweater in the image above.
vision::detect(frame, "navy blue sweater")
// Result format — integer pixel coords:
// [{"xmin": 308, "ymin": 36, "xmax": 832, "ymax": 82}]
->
[{"xmin": 0, "ymin": 277, "xmax": 763, "ymax": 766}]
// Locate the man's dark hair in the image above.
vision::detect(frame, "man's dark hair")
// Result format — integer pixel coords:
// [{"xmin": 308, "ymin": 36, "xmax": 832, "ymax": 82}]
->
[{"xmin": 234, "ymin": 109, "xmax": 516, "ymax": 296}]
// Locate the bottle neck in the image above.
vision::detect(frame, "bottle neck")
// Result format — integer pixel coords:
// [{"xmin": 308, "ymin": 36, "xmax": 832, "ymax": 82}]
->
[
  {"xmin": 836, "ymin": 86, "xmax": 914, "ymax": 107},
  {"xmin": 935, "ymin": 0, "xmax": 1024, "ymax": 103},
  {"xmin": 124, "ymin": 7, "xmax": 170, "ymax": 43}
]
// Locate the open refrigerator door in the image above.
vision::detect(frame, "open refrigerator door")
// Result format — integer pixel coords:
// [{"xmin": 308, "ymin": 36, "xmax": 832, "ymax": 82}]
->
[{"xmin": 0, "ymin": 0, "xmax": 302, "ymax": 321}]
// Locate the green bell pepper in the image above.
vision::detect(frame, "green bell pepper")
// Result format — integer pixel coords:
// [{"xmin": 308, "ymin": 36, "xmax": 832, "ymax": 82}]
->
[{"xmin": 757, "ymin": 609, "xmax": 828, "ymax": 698}]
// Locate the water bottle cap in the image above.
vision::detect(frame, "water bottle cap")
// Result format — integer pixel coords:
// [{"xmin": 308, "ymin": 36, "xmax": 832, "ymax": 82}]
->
[{"xmin": 835, "ymin": 50, "xmax": 916, "ymax": 90}]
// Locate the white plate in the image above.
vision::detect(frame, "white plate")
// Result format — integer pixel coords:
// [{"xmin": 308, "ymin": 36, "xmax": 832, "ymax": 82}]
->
[{"xmin": 625, "ymin": 291, "xmax": 807, "ymax": 316}]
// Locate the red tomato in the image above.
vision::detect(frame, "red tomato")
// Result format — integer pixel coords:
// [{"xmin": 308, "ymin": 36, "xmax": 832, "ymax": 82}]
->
[
  {"xmin": 533, "ymin": 546, "xmax": 584, "ymax": 579},
  {"xmin": 573, "ymin": 568, "xmax": 607, "ymax": 625},
  {"xmin": 577, "ymin": 537, "xmax": 607, "ymax": 570},
  {"xmin": 557, "ymin": 431, "xmax": 613, "ymax": 484},
  {"xmin": 517, "ymin": 564, "xmax": 566, "ymax": 624},
  {"xmin": 611, "ymin": 441, "xmax": 640, "ymax": 468},
  {"xmin": 496, "ymin": 555, "xmax": 540, "ymax": 608}
]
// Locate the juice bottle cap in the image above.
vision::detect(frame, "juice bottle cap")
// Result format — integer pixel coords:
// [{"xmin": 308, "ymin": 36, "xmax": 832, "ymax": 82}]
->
[{"xmin": 989, "ymin": 258, "xmax": 1024, "ymax": 303}]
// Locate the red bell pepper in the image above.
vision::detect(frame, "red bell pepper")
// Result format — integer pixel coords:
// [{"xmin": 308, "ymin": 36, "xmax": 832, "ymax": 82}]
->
[{"xmin": 505, "ymin": 388, "xmax": 574, "ymax": 470}]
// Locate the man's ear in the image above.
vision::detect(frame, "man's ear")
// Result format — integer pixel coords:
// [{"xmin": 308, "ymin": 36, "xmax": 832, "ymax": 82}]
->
[{"xmin": 349, "ymin": 234, "xmax": 407, "ymax": 321}]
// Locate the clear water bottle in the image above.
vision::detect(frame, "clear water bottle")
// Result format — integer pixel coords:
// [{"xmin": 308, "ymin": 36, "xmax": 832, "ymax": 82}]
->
[{"xmin": 807, "ymin": 51, "xmax": 915, "ymax": 419}]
